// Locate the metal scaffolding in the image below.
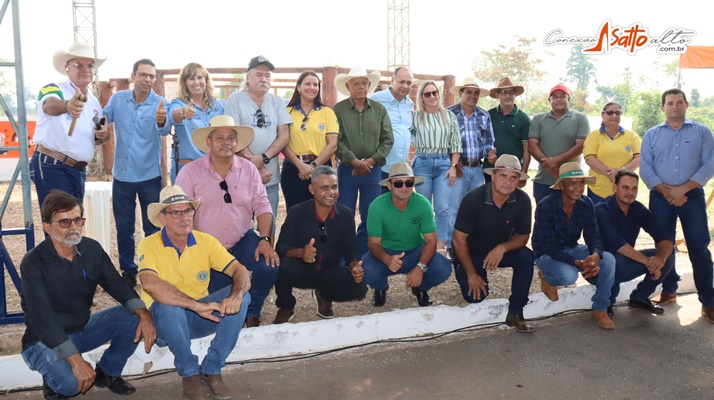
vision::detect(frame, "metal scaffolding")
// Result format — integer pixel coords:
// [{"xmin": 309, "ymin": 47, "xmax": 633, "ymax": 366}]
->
[{"xmin": 387, "ymin": 0, "xmax": 410, "ymax": 70}]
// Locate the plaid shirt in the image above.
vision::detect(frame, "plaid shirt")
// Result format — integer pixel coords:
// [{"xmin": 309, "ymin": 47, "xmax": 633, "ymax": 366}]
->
[
  {"xmin": 447, "ymin": 102, "xmax": 495, "ymax": 163},
  {"xmin": 532, "ymin": 193, "xmax": 603, "ymax": 265}
]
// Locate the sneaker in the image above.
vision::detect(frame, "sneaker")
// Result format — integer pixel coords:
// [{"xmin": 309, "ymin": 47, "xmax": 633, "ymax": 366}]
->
[{"xmin": 314, "ymin": 290, "xmax": 334, "ymax": 319}]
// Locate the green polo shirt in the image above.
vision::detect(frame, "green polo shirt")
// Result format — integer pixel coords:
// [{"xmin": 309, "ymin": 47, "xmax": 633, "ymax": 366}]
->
[
  {"xmin": 367, "ymin": 191, "xmax": 436, "ymax": 251},
  {"xmin": 334, "ymin": 97, "xmax": 394, "ymax": 166},
  {"xmin": 485, "ymin": 104, "xmax": 531, "ymax": 168},
  {"xmin": 528, "ymin": 108, "xmax": 590, "ymax": 185}
]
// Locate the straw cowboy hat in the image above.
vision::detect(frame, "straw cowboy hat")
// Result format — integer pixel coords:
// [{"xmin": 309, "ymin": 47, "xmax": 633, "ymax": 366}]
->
[
  {"xmin": 147, "ymin": 185, "xmax": 201, "ymax": 228},
  {"xmin": 550, "ymin": 162, "xmax": 596, "ymax": 190},
  {"xmin": 484, "ymin": 154, "xmax": 529, "ymax": 181},
  {"xmin": 191, "ymin": 115, "xmax": 255, "ymax": 153},
  {"xmin": 334, "ymin": 66, "xmax": 382, "ymax": 96},
  {"xmin": 489, "ymin": 77, "xmax": 525, "ymax": 98},
  {"xmin": 53, "ymin": 42, "xmax": 106, "ymax": 76},
  {"xmin": 449, "ymin": 77, "xmax": 490, "ymax": 98},
  {"xmin": 378, "ymin": 162, "xmax": 425, "ymax": 187}
]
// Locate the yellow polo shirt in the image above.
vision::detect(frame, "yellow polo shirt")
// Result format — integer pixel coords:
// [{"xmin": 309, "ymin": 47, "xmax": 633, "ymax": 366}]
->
[
  {"xmin": 583, "ymin": 126, "xmax": 642, "ymax": 198},
  {"xmin": 137, "ymin": 229, "xmax": 237, "ymax": 308},
  {"xmin": 287, "ymin": 106, "xmax": 338, "ymax": 156}
]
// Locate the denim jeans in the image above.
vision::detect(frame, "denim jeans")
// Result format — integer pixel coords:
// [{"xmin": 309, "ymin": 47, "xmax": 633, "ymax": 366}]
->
[
  {"xmin": 447, "ymin": 164, "xmax": 485, "ymax": 247},
  {"xmin": 587, "ymin": 189, "xmax": 606, "ymax": 206},
  {"xmin": 535, "ymin": 244, "xmax": 616, "ymax": 311},
  {"xmin": 361, "ymin": 245, "xmax": 452, "ymax": 291},
  {"xmin": 337, "ymin": 164, "xmax": 382, "ymax": 255},
  {"xmin": 412, "ymin": 153, "xmax": 452, "ymax": 244},
  {"xmin": 609, "ymin": 249, "xmax": 675, "ymax": 305},
  {"xmin": 31, "ymin": 151, "xmax": 86, "ymax": 210},
  {"xmin": 112, "ymin": 177, "xmax": 161, "ymax": 276},
  {"xmin": 650, "ymin": 188, "xmax": 714, "ymax": 306},
  {"xmin": 22, "ymin": 306, "xmax": 140, "ymax": 396},
  {"xmin": 453, "ymin": 247, "xmax": 535, "ymax": 315},
  {"xmin": 266, "ymin": 183, "xmax": 279, "ymax": 237},
  {"xmin": 150, "ymin": 286, "xmax": 250, "ymax": 377},
  {"xmin": 208, "ymin": 229, "xmax": 279, "ymax": 319},
  {"xmin": 533, "ymin": 182, "xmax": 558, "ymax": 206},
  {"xmin": 281, "ymin": 159, "xmax": 331, "ymax": 212}
]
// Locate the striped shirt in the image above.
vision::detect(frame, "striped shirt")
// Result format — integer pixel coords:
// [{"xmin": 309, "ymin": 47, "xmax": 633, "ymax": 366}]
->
[
  {"xmin": 410, "ymin": 111, "xmax": 462, "ymax": 154},
  {"xmin": 447, "ymin": 102, "xmax": 495, "ymax": 163}
]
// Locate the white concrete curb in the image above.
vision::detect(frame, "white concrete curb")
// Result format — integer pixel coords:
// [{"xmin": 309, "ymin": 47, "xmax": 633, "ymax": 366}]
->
[{"xmin": 0, "ymin": 268, "xmax": 696, "ymax": 391}]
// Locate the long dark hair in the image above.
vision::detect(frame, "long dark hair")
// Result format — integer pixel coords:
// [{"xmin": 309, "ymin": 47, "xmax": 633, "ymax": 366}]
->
[{"xmin": 287, "ymin": 70, "xmax": 324, "ymax": 109}]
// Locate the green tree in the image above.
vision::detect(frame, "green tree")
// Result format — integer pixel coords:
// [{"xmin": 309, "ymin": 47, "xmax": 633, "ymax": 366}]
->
[
  {"xmin": 690, "ymin": 88, "xmax": 701, "ymax": 107},
  {"xmin": 687, "ymin": 106, "xmax": 714, "ymax": 131},
  {"xmin": 629, "ymin": 90, "xmax": 663, "ymax": 136},
  {"xmin": 595, "ymin": 68, "xmax": 635, "ymax": 113},
  {"xmin": 568, "ymin": 89, "xmax": 595, "ymax": 114},
  {"xmin": 565, "ymin": 45, "xmax": 597, "ymax": 93}
]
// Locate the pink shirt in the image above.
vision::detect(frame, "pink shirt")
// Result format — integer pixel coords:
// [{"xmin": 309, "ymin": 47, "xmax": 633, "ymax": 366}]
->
[{"xmin": 176, "ymin": 154, "xmax": 272, "ymax": 249}]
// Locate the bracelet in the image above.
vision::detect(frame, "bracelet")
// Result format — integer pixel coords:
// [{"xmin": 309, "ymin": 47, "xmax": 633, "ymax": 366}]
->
[
  {"xmin": 180, "ymin": 107, "xmax": 185, "ymax": 118},
  {"xmin": 63, "ymin": 101, "xmax": 69, "ymax": 113}
]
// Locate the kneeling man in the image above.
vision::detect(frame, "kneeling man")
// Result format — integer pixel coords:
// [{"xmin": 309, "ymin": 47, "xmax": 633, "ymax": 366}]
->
[
  {"xmin": 452, "ymin": 155, "xmax": 535, "ymax": 332},
  {"xmin": 362, "ymin": 162, "xmax": 452, "ymax": 307},
  {"xmin": 138, "ymin": 185, "xmax": 252, "ymax": 400}
]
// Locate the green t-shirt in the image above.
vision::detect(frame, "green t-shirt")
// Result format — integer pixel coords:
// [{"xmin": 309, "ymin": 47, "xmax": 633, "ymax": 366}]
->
[
  {"xmin": 485, "ymin": 104, "xmax": 531, "ymax": 168},
  {"xmin": 367, "ymin": 191, "xmax": 436, "ymax": 251}
]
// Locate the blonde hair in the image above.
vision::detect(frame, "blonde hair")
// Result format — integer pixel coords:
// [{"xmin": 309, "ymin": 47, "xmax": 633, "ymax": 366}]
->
[
  {"xmin": 415, "ymin": 80, "xmax": 450, "ymax": 126},
  {"xmin": 178, "ymin": 62, "xmax": 216, "ymax": 110}
]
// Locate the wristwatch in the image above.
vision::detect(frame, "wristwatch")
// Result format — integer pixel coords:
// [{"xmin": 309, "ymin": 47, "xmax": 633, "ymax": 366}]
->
[
  {"xmin": 259, "ymin": 236, "xmax": 271, "ymax": 244},
  {"xmin": 310, "ymin": 161, "xmax": 318, "ymax": 168},
  {"xmin": 261, "ymin": 153, "xmax": 271, "ymax": 165},
  {"xmin": 417, "ymin": 262, "xmax": 428, "ymax": 273}
]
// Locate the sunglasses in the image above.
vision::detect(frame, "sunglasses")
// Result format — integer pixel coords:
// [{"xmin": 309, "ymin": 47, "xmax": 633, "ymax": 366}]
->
[
  {"xmin": 301, "ymin": 116, "xmax": 308, "ymax": 131},
  {"xmin": 423, "ymin": 90, "xmax": 439, "ymax": 98},
  {"xmin": 161, "ymin": 208, "xmax": 195, "ymax": 219},
  {"xmin": 219, "ymin": 180, "xmax": 232, "ymax": 203},
  {"xmin": 318, "ymin": 222, "xmax": 327, "ymax": 243},
  {"xmin": 391, "ymin": 179, "xmax": 415, "ymax": 188},
  {"xmin": 52, "ymin": 217, "xmax": 86, "ymax": 228},
  {"xmin": 255, "ymin": 109, "xmax": 266, "ymax": 128},
  {"xmin": 603, "ymin": 110, "xmax": 623, "ymax": 116},
  {"xmin": 498, "ymin": 89, "xmax": 515, "ymax": 96}
]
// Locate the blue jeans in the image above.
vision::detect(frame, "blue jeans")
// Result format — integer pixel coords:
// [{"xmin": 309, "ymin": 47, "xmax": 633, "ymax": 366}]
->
[
  {"xmin": 150, "ymin": 286, "xmax": 250, "ymax": 377},
  {"xmin": 447, "ymin": 164, "xmax": 485, "ymax": 247},
  {"xmin": 535, "ymin": 244, "xmax": 616, "ymax": 311},
  {"xmin": 361, "ymin": 245, "xmax": 452, "ymax": 291},
  {"xmin": 266, "ymin": 183, "xmax": 279, "ymax": 237},
  {"xmin": 22, "ymin": 306, "xmax": 140, "ymax": 396},
  {"xmin": 610, "ymin": 249, "xmax": 675, "ymax": 305},
  {"xmin": 650, "ymin": 188, "xmax": 714, "ymax": 306},
  {"xmin": 533, "ymin": 182, "xmax": 558, "ymax": 206},
  {"xmin": 453, "ymin": 247, "xmax": 535, "ymax": 315},
  {"xmin": 587, "ymin": 189, "xmax": 606, "ymax": 205},
  {"xmin": 112, "ymin": 177, "xmax": 161, "ymax": 276},
  {"xmin": 208, "ymin": 230, "xmax": 278, "ymax": 319},
  {"xmin": 31, "ymin": 151, "xmax": 86, "ymax": 210},
  {"xmin": 337, "ymin": 164, "xmax": 382, "ymax": 255},
  {"xmin": 412, "ymin": 153, "xmax": 452, "ymax": 244}
]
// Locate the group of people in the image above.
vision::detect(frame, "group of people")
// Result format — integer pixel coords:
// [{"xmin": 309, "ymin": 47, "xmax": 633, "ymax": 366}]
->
[{"xmin": 19, "ymin": 41, "xmax": 714, "ymax": 400}]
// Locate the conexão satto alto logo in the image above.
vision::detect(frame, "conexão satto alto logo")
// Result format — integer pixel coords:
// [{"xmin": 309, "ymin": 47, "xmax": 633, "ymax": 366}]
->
[{"xmin": 544, "ymin": 20, "xmax": 697, "ymax": 55}]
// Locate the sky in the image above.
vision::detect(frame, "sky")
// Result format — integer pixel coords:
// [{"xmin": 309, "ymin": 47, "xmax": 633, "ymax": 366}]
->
[{"xmin": 1, "ymin": 0, "xmax": 713, "ymax": 99}]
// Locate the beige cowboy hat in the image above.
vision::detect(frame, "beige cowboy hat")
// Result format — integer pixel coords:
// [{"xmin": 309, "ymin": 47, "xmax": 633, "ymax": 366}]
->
[
  {"xmin": 550, "ymin": 162, "xmax": 596, "ymax": 190},
  {"xmin": 334, "ymin": 66, "xmax": 382, "ymax": 96},
  {"xmin": 378, "ymin": 162, "xmax": 425, "ymax": 187},
  {"xmin": 191, "ymin": 115, "xmax": 255, "ymax": 153},
  {"xmin": 449, "ymin": 77, "xmax": 490, "ymax": 98},
  {"xmin": 53, "ymin": 42, "xmax": 106, "ymax": 76},
  {"xmin": 484, "ymin": 154, "xmax": 529, "ymax": 181},
  {"xmin": 489, "ymin": 77, "xmax": 525, "ymax": 98},
  {"xmin": 148, "ymin": 185, "xmax": 201, "ymax": 228}
]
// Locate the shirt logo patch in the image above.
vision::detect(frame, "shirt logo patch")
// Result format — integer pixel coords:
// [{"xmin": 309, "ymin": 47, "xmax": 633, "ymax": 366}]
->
[
  {"xmin": 139, "ymin": 255, "xmax": 144, "ymax": 261},
  {"xmin": 411, "ymin": 218, "xmax": 419, "ymax": 224},
  {"xmin": 318, "ymin": 123, "xmax": 325, "ymax": 131},
  {"xmin": 197, "ymin": 270, "xmax": 209, "ymax": 282},
  {"xmin": 625, "ymin": 145, "xmax": 632, "ymax": 152}
]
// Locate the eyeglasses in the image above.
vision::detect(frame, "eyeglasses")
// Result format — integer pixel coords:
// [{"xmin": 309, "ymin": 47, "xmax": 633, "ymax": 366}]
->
[
  {"xmin": 256, "ymin": 109, "xmax": 266, "ymax": 128},
  {"xmin": 301, "ymin": 116, "xmax": 308, "ymax": 131},
  {"xmin": 603, "ymin": 110, "xmax": 623, "ymax": 116},
  {"xmin": 391, "ymin": 179, "xmax": 415, "ymax": 188},
  {"xmin": 70, "ymin": 62, "xmax": 95, "ymax": 70},
  {"xmin": 423, "ymin": 90, "xmax": 439, "ymax": 98},
  {"xmin": 318, "ymin": 222, "xmax": 327, "ymax": 243},
  {"xmin": 219, "ymin": 180, "xmax": 232, "ymax": 203},
  {"xmin": 137, "ymin": 72, "xmax": 157, "ymax": 81},
  {"xmin": 161, "ymin": 208, "xmax": 195, "ymax": 219},
  {"xmin": 498, "ymin": 89, "xmax": 515, "ymax": 96},
  {"xmin": 212, "ymin": 134, "xmax": 237, "ymax": 143},
  {"xmin": 52, "ymin": 217, "xmax": 86, "ymax": 228}
]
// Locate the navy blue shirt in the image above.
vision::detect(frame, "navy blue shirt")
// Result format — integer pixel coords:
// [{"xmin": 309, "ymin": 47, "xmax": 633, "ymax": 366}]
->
[
  {"xmin": 532, "ymin": 193, "xmax": 603, "ymax": 265},
  {"xmin": 595, "ymin": 195, "xmax": 672, "ymax": 254}
]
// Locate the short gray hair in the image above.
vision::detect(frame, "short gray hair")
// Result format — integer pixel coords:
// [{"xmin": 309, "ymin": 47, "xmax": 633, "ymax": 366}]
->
[{"xmin": 311, "ymin": 165, "xmax": 337, "ymax": 184}]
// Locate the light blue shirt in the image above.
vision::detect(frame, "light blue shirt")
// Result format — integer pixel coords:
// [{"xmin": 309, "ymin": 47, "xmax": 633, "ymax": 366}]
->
[
  {"xmin": 103, "ymin": 89, "xmax": 172, "ymax": 182},
  {"xmin": 167, "ymin": 98, "xmax": 225, "ymax": 162},
  {"xmin": 371, "ymin": 88, "xmax": 413, "ymax": 173},
  {"xmin": 640, "ymin": 118, "xmax": 714, "ymax": 188}
]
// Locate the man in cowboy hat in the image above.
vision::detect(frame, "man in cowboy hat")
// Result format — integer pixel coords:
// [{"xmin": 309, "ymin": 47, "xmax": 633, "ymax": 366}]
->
[
  {"xmin": 103, "ymin": 58, "xmax": 172, "ymax": 287},
  {"xmin": 333, "ymin": 66, "xmax": 394, "ymax": 255},
  {"xmin": 31, "ymin": 42, "xmax": 109, "ymax": 209},
  {"xmin": 273, "ymin": 165, "xmax": 368, "ymax": 323},
  {"xmin": 371, "ymin": 67, "xmax": 414, "ymax": 193},
  {"xmin": 445, "ymin": 77, "xmax": 497, "ymax": 259},
  {"xmin": 486, "ymin": 77, "xmax": 531, "ymax": 186},
  {"xmin": 224, "ymin": 55, "xmax": 291, "ymax": 230},
  {"xmin": 138, "ymin": 185, "xmax": 252, "ymax": 400},
  {"xmin": 528, "ymin": 83, "xmax": 590, "ymax": 205},
  {"xmin": 452, "ymin": 155, "xmax": 535, "ymax": 332},
  {"xmin": 21, "ymin": 190, "xmax": 155, "ymax": 399},
  {"xmin": 361, "ymin": 162, "xmax": 451, "ymax": 307},
  {"xmin": 532, "ymin": 162, "xmax": 616, "ymax": 330},
  {"xmin": 176, "ymin": 115, "xmax": 277, "ymax": 328}
]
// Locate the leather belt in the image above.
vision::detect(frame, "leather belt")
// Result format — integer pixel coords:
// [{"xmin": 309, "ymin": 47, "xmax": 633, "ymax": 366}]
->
[
  {"xmin": 459, "ymin": 160, "xmax": 482, "ymax": 168},
  {"xmin": 178, "ymin": 159, "xmax": 192, "ymax": 165},
  {"xmin": 298, "ymin": 154, "xmax": 317, "ymax": 163},
  {"xmin": 36, "ymin": 145, "xmax": 88, "ymax": 171}
]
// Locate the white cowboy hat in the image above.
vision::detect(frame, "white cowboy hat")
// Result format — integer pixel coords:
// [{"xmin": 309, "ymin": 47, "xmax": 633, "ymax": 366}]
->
[
  {"xmin": 191, "ymin": 115, "xmax": 255, "ymax": 154},
  {"xmin": 449, "ymin": 77, "xmax": 490, "ymax": 98},
  {"xmin": 549, "ymin": 162, "xmax": 596, "ymax": 190},
  {"xmin": 483, "ymin": 154, "xmax": 529, "ymax": 181},
  {"xmin": 334, "ymin": 66, "xmax": 382, "ymax": 96},
  {"xmin": 147, "ymin": 185, "xmax": 201, "ymax": 228},
  {"xmin": 378, "ymin": 162, "xmax": 425, "ymax": 187},
  {"xmin": 52, "ymin": 42, "xmax": 106, "ymax": 76}
]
